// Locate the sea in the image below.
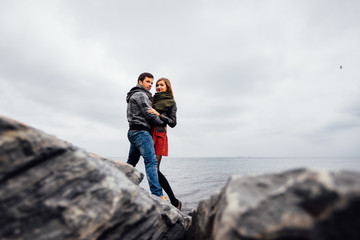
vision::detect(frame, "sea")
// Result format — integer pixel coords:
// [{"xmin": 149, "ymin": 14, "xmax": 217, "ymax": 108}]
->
[{"xmin": 110, "ymin": 157, "xmax": 360, "ymax": 214}]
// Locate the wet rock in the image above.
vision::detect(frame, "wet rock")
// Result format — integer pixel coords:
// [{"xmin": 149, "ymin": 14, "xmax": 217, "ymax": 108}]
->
[
  {"xmin": 186, "ymin": 168, "xmax": 360, "ymax": 240},
  {"xmin": 0, "ymin": 116, "xmax": 191, "ymax": 240}
]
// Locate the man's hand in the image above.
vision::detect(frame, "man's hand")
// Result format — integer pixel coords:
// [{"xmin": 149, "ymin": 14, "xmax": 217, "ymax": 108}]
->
[{"xmin": 148, "ymin": 107, "xmax": 160, "ymax": 116}]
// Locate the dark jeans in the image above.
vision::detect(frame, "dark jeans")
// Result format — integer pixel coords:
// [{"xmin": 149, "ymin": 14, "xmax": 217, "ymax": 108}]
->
[{"xmin": 127, "ymin": 130, "xmax": 163, "ymax": 197}]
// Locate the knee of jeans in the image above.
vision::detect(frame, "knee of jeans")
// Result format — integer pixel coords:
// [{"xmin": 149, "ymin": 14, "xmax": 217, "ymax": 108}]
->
[
  {"xmin": 139, "ymin": 146, "xmax": 156, "ymax": 164},
  {"xmin": 144, "ymin": 158, "xmax": 157, "ymax": 171},
  {"xmin": 144, "ymin": 156, "xmax": 157, "ymax": 166}
]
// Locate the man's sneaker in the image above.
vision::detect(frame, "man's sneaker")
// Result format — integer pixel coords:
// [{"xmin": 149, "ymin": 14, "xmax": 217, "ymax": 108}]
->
[{"xmin": 161, "ymin": 195, "xmax": 167, "ymax": 201}]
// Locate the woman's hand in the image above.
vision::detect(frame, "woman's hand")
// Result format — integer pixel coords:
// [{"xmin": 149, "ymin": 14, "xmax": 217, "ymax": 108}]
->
[{"xmin": 148, "ymin": 107, "xmax": 161, "ymax": 116}]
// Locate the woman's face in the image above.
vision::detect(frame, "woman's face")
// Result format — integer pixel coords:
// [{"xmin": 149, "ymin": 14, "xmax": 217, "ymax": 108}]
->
[{"xmin": 156, "ymin": 80, "xmax": 167, "ymax": 92}]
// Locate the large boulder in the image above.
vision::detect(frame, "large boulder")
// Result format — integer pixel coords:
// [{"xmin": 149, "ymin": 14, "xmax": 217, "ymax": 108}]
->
[
  {"xmin": 186, "ymin": 168, "xmax": 360, "ymax": 240},
  {"xmin": 89, "ymin": 153, "xmax": 144, "ymax": 186},
  {"xmin": 0, "ymin": 116, "xmax": 191, "ymax": 240}
]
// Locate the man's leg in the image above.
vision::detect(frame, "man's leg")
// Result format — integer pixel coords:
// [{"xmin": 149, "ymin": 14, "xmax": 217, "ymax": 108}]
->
[
  {"xmin": 130, "ymin": 130, "xmax": 163, "ymax": 197},
  {"xmin": 127, "ymin": 131, "xmax": 141, "ymax": 167}
]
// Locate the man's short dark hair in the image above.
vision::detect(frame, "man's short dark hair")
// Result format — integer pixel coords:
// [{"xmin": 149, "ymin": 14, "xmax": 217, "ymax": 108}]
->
[{"xmin": 138, "ymin": 72, "xmax": 154, "ymax": 83}]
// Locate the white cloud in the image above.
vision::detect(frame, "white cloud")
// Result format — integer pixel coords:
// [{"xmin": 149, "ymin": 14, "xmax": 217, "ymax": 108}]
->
[{"xmin": 1, "ymin": 0, "xmax": 359, "ymax": 158}]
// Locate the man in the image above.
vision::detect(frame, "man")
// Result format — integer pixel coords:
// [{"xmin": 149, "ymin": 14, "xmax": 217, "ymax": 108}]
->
[{"xmin": 126, "ymin": 72, "xmax": 165, "ymax": 198}]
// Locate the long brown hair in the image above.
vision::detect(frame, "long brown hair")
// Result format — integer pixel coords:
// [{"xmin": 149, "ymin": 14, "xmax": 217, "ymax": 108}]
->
[{"xmin": 157, "ymin": 78, "xmax": 174, "ymax": 99}]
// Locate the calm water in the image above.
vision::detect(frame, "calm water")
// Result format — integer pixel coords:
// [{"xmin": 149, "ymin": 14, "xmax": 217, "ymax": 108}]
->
[{"xmin": 110, "ymin": 157, "xmax": 360, "ymax": 213}]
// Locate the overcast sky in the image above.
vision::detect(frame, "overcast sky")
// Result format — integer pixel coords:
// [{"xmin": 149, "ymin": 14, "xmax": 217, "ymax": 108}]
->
[{"xmin": 1, "ymin": 0, "xmax": 359, "ymax": 158}]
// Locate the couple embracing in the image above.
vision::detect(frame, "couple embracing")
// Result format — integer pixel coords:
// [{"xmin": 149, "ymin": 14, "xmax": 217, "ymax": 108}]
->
[{"xmin": 126, "ymin": 72, "xmax": 182, "ymax": 210}]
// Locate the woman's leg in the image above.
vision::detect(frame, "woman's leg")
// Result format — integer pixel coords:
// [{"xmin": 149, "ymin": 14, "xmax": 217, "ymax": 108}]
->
[
  {"xmin": 156, "ymin": 154, "xmax": 162, "ymax": 171},
  {"xmin": 156, "ymin": 154, "xmax": 179, "ymax": 207}
]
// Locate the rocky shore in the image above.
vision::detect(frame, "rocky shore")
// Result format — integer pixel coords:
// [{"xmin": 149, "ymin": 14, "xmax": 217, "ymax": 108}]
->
[{"xmin": 1, "ymin": 115, "xmax": 360, "ymax": 240}]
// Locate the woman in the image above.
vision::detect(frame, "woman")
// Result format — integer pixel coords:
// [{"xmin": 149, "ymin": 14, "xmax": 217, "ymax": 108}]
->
[{"xmin": 148, "ymin": 78, "xmax": 182, "ymax": 210}]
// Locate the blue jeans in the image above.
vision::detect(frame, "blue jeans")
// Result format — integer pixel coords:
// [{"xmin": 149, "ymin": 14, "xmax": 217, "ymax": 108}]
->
[{"xmin": 127, "ymin": 130, "xmax": 163, "ymax": 197}]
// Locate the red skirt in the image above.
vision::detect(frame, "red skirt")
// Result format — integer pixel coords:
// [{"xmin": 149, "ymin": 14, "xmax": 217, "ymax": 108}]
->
[{"xmin": 151, "ymin": 127, "xmax": 168, "ymax": 156}]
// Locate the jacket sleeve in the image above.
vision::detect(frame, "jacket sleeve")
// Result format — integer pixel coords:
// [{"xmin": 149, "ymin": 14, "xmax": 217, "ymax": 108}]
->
[
  {"xmin": 135, "ymin": 92, "xmax": 165, "ymax": 126},
  {"xmin": 160, "ymin": 105, "xmax": 177, "ymax": 128}
]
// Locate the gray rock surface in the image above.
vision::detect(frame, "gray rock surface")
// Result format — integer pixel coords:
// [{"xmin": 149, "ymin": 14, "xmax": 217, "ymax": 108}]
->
[
  {"xmin": 0, "ymin": 116, "xmax": 191, "ymax": 240},
  {"xmin": 186, "ymin": 168, "xmax": 360, "ymax": 240},
  {"xmin": 89, "ymin": 153, "xmax": 144, "ymax": 186},
  {"xmin": 4, "ymin": 114, "xmax": 360, "ymax": 240}
]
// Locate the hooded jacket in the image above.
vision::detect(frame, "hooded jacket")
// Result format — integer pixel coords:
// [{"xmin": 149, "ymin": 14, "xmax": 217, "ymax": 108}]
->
[{"xmin": 126, "ymin": 84, "xmax": 164, "ymax": 132}]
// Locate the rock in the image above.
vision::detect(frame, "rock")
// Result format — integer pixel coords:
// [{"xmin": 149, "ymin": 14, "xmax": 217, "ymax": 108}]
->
[
  {"xmin": 89, "ymin": 153, "xmax": 144, "ymax": 186},
  {"xmin": 186, "ymin": 168, "xmax": 360, "ymax": 240},
  {"xmin": 0, "ymin": 116, "xmax": 191, "ymax": 240},
  {"xmin": 152, "ymin": 195, "xmax": 192, "ymax": 240}
]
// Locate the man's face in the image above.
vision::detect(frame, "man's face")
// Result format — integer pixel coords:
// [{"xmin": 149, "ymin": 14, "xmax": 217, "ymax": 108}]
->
[{"xmin": 139, "ymin": 77, "xmax": 154, "ymax": 91}]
